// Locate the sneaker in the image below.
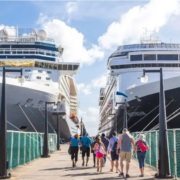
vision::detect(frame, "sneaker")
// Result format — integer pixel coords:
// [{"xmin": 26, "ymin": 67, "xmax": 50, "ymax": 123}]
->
[
  {"xmin": 82, "ymin": 162, "xmax": 84, "ymax": 166},
  {"xmin": 119, "ymin": 172, "xmax": 124, "ymax": 177},
  {"xmin": 126, "ymin": 174, "xmax": 130, "ymax": 178},
  {"xmin": 139, "ymin": 174, "xmax": 144, "ymax": 177}
]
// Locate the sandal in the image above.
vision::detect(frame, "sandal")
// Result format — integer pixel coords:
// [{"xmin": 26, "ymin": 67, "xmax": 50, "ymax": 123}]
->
[
  {"xmin": 110, "ymin": 169, "xmax": 113, "ymax": 172},
  {"xmin": 97, "ymin": 167, "xmax": 99, "ymax": 172}
]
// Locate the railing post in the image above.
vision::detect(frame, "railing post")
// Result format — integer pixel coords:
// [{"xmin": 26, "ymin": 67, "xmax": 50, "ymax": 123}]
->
[
  {"xmin": 149, "ymin": 132, "xmax": 151, "ymax": 166},
  {"xmin": 173, "ymin": 130, "xmax": 177, "ymax": 179},
  {"xmin": 24, "ymin": 133, "xmax": 26, "ymax": 164},
  {"xmin": 18, "ymin": 132, "xmax": 20, "ymax": 166},
  {"xmin": 156, "ymin": 131, "xmax": 158, "ymax": 169},
  {"xmin": 10, "ymin": 132, "xmax": 14, "ymax": 170}
]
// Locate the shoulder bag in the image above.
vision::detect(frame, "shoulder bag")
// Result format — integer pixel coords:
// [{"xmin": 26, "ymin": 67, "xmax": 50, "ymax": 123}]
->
[
  {"xmin": 99, "ymin": 144, "xmax": 107, "ymax": 155},
  {"xmin": 137, "ymin": 141, "xmax": 147, "ymax": 152}
]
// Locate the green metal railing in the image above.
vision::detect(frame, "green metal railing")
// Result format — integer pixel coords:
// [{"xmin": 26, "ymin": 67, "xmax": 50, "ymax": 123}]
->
[
  {"xmin": 7, "ymin": 131, "xmax": 57, "ymax": 170},
  {"xmin": 131, "ymin": 129, "xmax": 180, "ymax": 178}
]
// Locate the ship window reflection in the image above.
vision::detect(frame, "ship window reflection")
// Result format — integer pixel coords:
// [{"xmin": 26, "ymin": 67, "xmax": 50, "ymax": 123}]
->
[
  {"xmin": 144, "ymin": 54, "xmax": 156, "ymax": 61},
  {"xmin": 68, "ymin": 65, "xmax": 72, "ymax": 70},
  {"xmin": 63, "ymin": 65, "xmax": 67, "ymax": 70},
  {"xmin": 130, "ymin": 55, "xmax": 142, "ymax": 61},
  {"xmin": 73, "ymin": 65, "xmax": 79, "ymax": 70},
  {"xmin": 158, "ymin": 54, "xmax": 178, "ymax": 60}
]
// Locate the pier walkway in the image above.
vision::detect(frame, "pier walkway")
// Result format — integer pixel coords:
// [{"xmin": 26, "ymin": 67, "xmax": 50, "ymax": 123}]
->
[{"xmin": 10, "ymin": 144, "xmax": 158, "ymax": 180}]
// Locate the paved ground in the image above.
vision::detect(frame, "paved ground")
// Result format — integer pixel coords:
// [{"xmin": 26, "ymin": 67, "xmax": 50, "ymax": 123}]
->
[{"xmin": 10, "ymin": 144, "xmax": 159, "ymax": 180}]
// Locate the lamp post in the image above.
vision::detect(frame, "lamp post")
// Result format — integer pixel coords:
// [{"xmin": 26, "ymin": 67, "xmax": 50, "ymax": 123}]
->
[
  {"xmin": 52, "ymin": 111, "xmax": 66, "ymax": 151},
  {"xmin": 80, "ymin": 118, "xmax": 83, "ymax": 136},
  {"xmin": 42, "ymin": 102, "xmax": 55, "ymax": 158},
  {"xmin": 0, "ymin": 67, "xmax": 24, "ymax": 179},
  {"xmin": 141, "ymin": 68, "xmax": 173, "ymax": 178}
]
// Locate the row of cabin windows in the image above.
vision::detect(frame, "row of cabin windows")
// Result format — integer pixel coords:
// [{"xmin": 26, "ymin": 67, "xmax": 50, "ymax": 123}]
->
[
  {"xmin": 34, "ymin": 62, "xmax": 79, "ymax": 71},
  {"xmin": 130, "ymin": 54, "xmax": 179, "ymax": 61},
  {"xmin": 25, "ymin": 69, "xmax": 52, "ymax": 74},
  {"xmin": 36, "ymin": 76, "xmax": 51, "ymax": 80},
  {"xmin": 111, "ymin": 63, "xmax": 180, "ymax": 69}
]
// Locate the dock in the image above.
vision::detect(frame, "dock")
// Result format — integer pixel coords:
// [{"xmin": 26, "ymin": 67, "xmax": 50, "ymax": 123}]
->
[{"xmin": 10, "ymin": 144, "xmax": 157, "ymax": 180}]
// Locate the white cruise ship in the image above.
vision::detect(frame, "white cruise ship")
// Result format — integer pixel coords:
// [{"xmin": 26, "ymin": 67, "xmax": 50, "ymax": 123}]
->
[
  {"xmin": 99, "ymin": 40, "xmax": 180, "ymax": 136},
  {"xmin": 0, "ymin": 27, "xmax": 80, "ymax": 140}
]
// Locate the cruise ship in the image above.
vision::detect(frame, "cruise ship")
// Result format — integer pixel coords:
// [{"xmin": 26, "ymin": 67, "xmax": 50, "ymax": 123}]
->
[
  {"xmin": 0, "ymin": 27, "xmax": 80, "ymax": 140},
  {"xmin": 98, "ymin": 39, "xmax": 180, "ymax": 136}
]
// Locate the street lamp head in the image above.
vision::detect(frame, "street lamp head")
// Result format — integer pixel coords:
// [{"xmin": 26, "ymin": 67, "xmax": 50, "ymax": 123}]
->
[
  {"xmin": 140, "ymin": 75, "xmax": 148, "ymax": 83},
  {"xmin": 18, "ymin": 76, "xmax": 25, "ymax": 85}
]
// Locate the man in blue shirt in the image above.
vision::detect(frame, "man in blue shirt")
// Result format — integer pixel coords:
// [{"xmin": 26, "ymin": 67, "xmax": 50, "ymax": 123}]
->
[{"xmin": 80, "ymin": 133, "xmax": 92, "ymax": 166}]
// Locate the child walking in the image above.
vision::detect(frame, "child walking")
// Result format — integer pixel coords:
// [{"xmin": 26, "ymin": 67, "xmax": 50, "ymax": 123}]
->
[{"xmin": 93, "ymin": 136, "xmax": 106, "ymax": 172}]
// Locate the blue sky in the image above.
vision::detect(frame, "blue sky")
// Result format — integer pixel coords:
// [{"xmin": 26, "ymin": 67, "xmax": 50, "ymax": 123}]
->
[{"xmin": 1, "ymin": 0, "xmax": 180, "ymax": 135}]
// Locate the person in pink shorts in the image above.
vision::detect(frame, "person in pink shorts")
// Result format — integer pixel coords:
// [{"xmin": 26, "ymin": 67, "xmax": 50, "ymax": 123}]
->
[{"xmin": 93, "ymin": 136, "xmax": 106, "ymax": 172}]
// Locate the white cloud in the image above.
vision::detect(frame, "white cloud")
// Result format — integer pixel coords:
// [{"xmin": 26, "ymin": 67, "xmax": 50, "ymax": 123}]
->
[
  {"xmin": 79, "ymin": 107, "xmax": 99, "ymax": 136},
  {"xmin": 92, "ymin": 75, "xmax": 106, "ymax": 88},
  {"xmin": 66, "ymin": 2, "xmax": 78, "ymax": 15},
  {"xmin": 77, "ymin": 83, "xmax": 92, "ymax": 95},
  {"xmin": 98, "ymin": 0, "xmax": 180, "ymax": 50},
  {"xmin": 77, "ymin": 75, "xmax": 106, "ymax": 95},
  {"xmin": 38, "ymin": 14, "xmax": 104, "ymax": 65}
]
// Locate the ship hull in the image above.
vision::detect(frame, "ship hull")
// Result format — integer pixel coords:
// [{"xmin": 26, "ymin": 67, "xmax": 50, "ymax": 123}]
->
[{"xmin": 0, "ymin": 80, "xmax": 78, "ymax": 141}]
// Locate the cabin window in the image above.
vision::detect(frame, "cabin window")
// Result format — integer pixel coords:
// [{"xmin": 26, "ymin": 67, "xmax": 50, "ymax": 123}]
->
[
  {"xmin": 38, "ymin": 70, "xmax": 43, "ymax": 73},
  {"xmin": 25, "ymin": 69, "xmax": 31, "ymax": 72},
  {"xmin": 130, "ymin": 55, "xmax": 142, "ymax": 61},
  {"xmin": 36, "ymin": 76, "xmax": 41, "ymax": 80},
  {"xmin": 158, "ymin": 54, "xmax": 178, "ymax": 60},
  {"xmin": 25, "ymin": 76, "xmax": 28, "ymax": 79},
  {"xmin": 46, "ymin": 77, "xmax": 50, "ymax": 80},
  {"xmin": 47, "ymin": 71, "xmax": 52, "ymax": 74},
  {"xmin": 144, "ymin": 54, "xmax": 156, "ymax": 61}
]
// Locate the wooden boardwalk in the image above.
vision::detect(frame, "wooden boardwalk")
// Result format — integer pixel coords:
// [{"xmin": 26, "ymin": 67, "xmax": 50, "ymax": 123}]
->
[{"xmin": 10, "ymin": 144, "xmax": 159, "ymax": 180}]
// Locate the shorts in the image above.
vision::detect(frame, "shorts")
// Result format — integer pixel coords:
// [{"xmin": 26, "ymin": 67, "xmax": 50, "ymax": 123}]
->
[
  {"xmin": 120, "ymin": 151, "xmax": 131, "ymax": 162},
  {"xmin": 111, "ymin": 151, "xmax": 119, "ymax": 161},
  {"xmin": 96, "ymin": 151, "xmax": 104, "ymax": 158},
  {"xmin": 82, "ymin": 147, "xmax": 90, "ymax": 157}
]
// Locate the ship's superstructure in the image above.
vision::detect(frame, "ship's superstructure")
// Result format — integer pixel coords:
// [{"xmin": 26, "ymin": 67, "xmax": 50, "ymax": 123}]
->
[
  {"xmin": 0, "ymin": 27, "xmax": 80, "ymax": 140},
  {"xmin": 99, "ymin": 41, "xmax": 180, "ymax": 136}
]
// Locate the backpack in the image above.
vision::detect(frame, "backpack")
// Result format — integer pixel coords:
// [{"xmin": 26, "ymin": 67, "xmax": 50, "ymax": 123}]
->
[{"xmin": 112, "ymin": 137, "xmax": 120, "ymax": 152}]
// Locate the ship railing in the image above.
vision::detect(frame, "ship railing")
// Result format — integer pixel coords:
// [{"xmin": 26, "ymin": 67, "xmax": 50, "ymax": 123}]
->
[
  {"xmin": 0, "ymin": 48, "xmax": 60, "ymax": 57},
  {"xmin": 0, "ymin": 35, "xmax": 54, "ymax": 43}
]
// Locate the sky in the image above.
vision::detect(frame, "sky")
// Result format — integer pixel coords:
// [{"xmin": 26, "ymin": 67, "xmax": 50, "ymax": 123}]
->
[{"xmin": 1, "ymin": 0, "xmax": 180, "ymax": 136}]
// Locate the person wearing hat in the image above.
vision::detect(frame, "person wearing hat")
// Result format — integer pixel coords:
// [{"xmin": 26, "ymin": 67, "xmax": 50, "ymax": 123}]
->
[
  {"xmin": 116, "ymin": 128, "xmax": 136, "ymax": 178},
  {"xmin": 107, "ymin": 131, "xmax": 119, "ymax": 173},
  {"xmin": 80, "ymin": 133, "xmax": 92, "ymax": 166}
]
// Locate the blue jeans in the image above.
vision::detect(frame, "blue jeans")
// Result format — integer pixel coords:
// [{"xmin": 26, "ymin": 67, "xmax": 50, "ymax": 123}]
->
[{"xmin": 137, "ymin": 152, "xmax": 146, "ymax": 169}]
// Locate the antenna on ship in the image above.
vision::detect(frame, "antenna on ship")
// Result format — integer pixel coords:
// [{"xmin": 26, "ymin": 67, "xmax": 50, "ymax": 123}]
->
[{"xmin": 141, "ymin": 28, "xmax": 161, "ymax": 44}]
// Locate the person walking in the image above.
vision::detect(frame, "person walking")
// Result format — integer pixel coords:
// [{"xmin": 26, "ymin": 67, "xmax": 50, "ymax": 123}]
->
[
  {"xmin": 135, "ymin": 134, "xmax": 149, "ymax": 177},
  {"xmin": 101, "ymin": 133, "xmax": 109, "ymax": 166},
  {"xmin": 69, "ymin": 134, "xmax": 81, "ymax": 167},
  {"xmin": 80, "ymin": 133, "xmax": 92, "ymax": 166},
  {"xmin": 116, "ymin": 128, "xmax": 136, "ymax": 178},
  {"xmin": 93, "ymin": 136, "xmax": 106, "ymax": 172},
  {"xmin": 107, "ymin": 131, "xmax": 119, "ymax": 173},
  {"xmin": 91, "ymin": 135, "xmax": 100, "ymax": 167}
]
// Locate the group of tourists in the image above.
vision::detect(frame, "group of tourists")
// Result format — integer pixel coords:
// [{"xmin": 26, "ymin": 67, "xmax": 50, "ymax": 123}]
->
[{"xmin": 68, "ymin": 128, "xmax": 149, "ymax": 178}]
